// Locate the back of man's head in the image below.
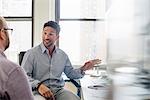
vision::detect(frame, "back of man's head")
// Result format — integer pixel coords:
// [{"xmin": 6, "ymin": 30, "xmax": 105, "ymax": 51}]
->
[
  {"xmin": 0, "ymin": 16, "xmax": 9, "ymax": 50},
  {"xmin": 0, "ymin": 16, "xmax": 7, "ymax": 29},
  {"xmin": 43, "ymin": 21, "xmax": 60, "ymax": 34}
]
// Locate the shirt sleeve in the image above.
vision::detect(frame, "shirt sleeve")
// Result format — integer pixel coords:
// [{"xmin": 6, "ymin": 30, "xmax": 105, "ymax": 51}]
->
[
  {"xmin": 64, "ymin": 56, "xmax": 85, "ymax": 79},
  {"xmin": 6, "ymin": 67, "xmax": 34, "ymax": 100},
  {"xmin": 21, "ymin": 50, "xmax": 40, "ymax": 90}
]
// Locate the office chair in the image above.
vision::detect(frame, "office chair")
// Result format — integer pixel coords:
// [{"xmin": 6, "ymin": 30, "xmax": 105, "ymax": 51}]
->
[{"xmin": 18, "ymin": 51, "xmax": 81, "ymax": 98}]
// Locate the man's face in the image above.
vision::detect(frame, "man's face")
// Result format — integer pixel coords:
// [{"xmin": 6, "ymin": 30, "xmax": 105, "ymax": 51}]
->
[{"xmin": 42, "ymin": 26, "xmax": 59, "ymax": 48}]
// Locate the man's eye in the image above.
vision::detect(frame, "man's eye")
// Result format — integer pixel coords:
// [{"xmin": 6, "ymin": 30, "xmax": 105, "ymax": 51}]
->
[{"xmin": 48, "ymin": 33, "xmax": 53, "ymax": 35}]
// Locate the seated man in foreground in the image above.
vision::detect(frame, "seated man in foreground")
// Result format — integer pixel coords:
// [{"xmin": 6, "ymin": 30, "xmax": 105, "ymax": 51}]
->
[{"xmin": 0, "ymin": 16, "xmax": 34, "ymax": 100}]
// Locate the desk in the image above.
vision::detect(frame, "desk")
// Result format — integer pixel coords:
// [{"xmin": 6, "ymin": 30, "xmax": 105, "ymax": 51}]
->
[
  {"xmin": 80, "ymin": 70, "xmax": 112, "ymax": 100},
  {"xmin": 112, "ymin": 71, "xmax": 150, "ymax": 100},
  {"xmin": 80, "ymin": 68, "xmax": 150, "ymax": 100}
]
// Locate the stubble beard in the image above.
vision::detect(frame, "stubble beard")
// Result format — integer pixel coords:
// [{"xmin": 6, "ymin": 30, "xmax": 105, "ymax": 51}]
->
[
  {"xmin": 44, "ymin": 41, "xmax": 54, "ymax": 48},
  {"xmin": 4, "ymin": 37, "xmax": 10, "ymax": 50}
]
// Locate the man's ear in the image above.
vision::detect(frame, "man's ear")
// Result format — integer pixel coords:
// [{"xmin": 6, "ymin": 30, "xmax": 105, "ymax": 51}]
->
[
  {"xmin": 0, "ymin": 30, "xmax": 2, "ymax": 39},
  {"xmin": 0, "ymin": 29, "xmax": 5, "ymax": 40}
]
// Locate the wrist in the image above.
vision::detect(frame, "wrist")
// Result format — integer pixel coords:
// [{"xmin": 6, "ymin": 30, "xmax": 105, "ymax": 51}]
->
[{"xmin": 80, "ymin": 67, "xmax": 85, "ymax": 74}]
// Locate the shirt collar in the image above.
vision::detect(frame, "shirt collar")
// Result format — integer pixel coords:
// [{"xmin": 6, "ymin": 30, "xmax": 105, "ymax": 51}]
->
[
  {"xmin": 0, "ymin": 49, "xmax": 6, "ymax": 58},
  {"xmin": 40, "ymin": 43, "xmax": 58, "ymax": 54}
]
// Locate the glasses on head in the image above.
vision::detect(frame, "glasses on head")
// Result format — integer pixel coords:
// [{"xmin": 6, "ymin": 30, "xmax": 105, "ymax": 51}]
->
[{"xmin": 0, "ymin": 28, "xmax": 13, "ymax": 34}]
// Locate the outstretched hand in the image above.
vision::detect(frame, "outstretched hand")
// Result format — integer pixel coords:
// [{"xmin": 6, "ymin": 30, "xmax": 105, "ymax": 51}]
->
[{"xmin": 80, "ymin": 59, "xmax": 101, "ymax": 71}]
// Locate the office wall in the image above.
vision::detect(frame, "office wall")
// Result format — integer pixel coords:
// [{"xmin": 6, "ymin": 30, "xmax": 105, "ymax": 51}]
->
[{"xmin": 33, "ymin": 0, "xmax": 55, "ymax": 46}]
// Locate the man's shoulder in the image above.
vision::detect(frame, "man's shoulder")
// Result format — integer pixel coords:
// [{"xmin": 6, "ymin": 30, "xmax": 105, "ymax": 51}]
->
[
  {"xmin": 56, "ymin": 48, "xmax": 70, "ymax": 59},
  {"xmin": 26, "ymin": 45, "xmax": 41, "ymax": 54},
  {"xmin": 0, "ymin": 57, "xmax": 19, "ymax": 67},
  {"xmin": 56, "ymin": 48, "xmax": 67, "ymax": 55},
  {"xmin": 0, "ymin": 58, "xmax": 20, "ymax": 76}
]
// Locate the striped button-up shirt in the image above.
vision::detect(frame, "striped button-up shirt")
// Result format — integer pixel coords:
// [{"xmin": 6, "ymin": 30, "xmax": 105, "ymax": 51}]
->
[{"xmin": 22, "ymin": 43, "xmax": 84, "ymax": 91}]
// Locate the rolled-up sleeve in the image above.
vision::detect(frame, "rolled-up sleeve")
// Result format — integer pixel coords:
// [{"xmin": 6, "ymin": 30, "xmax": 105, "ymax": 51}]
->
[{"xmin": 64, "ymin": 57, "xmax": 85, "ymax": 79}]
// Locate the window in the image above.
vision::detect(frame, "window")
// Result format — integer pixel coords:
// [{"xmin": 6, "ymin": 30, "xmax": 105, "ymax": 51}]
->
[
  {"xmin": 0, "ymin": 0, "xmax": 33, "ymax": 63},
  {"xmin": 106, "ymin": 0, "xmax": 150, "ymax": 70},
  {"xmin": 56, "ymin": 0, "xmax": 106, "ymax": 65}
]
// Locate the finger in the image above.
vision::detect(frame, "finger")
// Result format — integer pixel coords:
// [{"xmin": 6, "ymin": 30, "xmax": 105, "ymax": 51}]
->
[
  {"xmin": 51, "ymin": 95, "xmax": 55, "ymax": 100},
  {"xmin": 92, "ymin": 59, "xmax": 101, "ymax": 64},
  {"xmin": 43, "ymin": 91, "xmax": 50, "ymax": 98},
  {"xmin": 46, "ymin": 91, "xmax": 52, "ymax": 98},
  {"xmin": 40, "ymin": 92, "xmax": 45, "ymax": 96},
  {"xmin": 43, "ymin": 92, "xmax": 48, "ymax": 98},
  {"xmin": 48, "ymin": 91, "xmax": 53, "ymax": 98},
  {"xmin": 45, "ymin": 96, "xmax": 52, "ymax": 100},
  {"xmin": 45, "ymin": 94, "xmax": 55, "ymax": 100}
]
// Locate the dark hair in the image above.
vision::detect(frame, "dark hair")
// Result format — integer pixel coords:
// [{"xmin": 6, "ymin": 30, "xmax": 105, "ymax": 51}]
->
[{"xmin": 43, "ymin": 21, "xmax": 60, "ymax": 34}]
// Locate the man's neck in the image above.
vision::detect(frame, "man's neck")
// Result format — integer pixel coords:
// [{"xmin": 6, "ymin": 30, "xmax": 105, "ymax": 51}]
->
[
  {"xmin": 0, "ymin": 44, "xmax": 5, "ymax": 52},
  {"xmin": 0, "ymin": 47, "xmax": 6, "ymax": 57},
  {"xmin": 47, "ymin": 45, "xmax": 55, "ymax": 56}
]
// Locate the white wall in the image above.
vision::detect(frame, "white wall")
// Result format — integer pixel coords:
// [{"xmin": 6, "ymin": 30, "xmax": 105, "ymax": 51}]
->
[{"xmin": 33, "ymin": 0, "xmax": 55, "ymax": 46}]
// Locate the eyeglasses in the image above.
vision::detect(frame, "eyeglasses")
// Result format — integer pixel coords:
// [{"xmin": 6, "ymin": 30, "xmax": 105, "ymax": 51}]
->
[{"xmin": 0, "ymin": 28, "xmax": 13, "ymax": 34}]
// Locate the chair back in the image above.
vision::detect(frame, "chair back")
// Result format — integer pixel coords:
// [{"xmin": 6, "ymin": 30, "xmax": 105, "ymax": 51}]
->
[{"xmin": 19, "ymin": 51, "xmax": 26, "ymax": 65}]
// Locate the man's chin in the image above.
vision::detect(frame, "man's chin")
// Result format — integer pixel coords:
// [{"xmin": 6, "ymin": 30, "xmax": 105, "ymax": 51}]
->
[{"xmin": 44, "ymin": 43, "xmax": 53, "ymax": 48}]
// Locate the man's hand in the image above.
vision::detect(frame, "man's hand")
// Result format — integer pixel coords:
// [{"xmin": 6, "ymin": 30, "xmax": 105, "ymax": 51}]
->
[
  {"xmin": 81, "ymin": 59, "xmax": 101, "ymax": 71},
  {"xmin": 38, "ymin": 84, "xmax": 55, "ymax": 100}
]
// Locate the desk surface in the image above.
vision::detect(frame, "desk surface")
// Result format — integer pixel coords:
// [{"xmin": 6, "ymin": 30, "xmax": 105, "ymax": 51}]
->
[
  {"xmin": 80, "ymin": 69, "xmax": 150, "ymax": 100},
  {"xmin": 80, "ymin": 70, "xmax": 112, "ymax": 100}
]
